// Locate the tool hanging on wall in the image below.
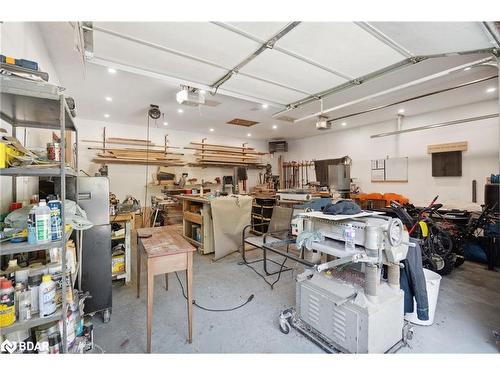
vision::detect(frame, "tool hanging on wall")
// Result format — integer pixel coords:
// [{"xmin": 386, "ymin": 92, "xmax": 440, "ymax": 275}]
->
[{"xmin": 282, "ymin": 160, "xmax": 315, "ymax": 189}]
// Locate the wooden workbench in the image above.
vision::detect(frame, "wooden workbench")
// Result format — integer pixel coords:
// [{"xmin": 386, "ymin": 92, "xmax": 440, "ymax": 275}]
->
[{"xmin": 136, "ymin": 226, "xmax": 196, "ymax": 353}]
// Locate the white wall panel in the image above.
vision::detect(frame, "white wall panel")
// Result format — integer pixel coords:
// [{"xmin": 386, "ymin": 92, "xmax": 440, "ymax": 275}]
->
[
  {"xmin": 276, "ymin": 22, "xmax": 406, "ymax": 77},
  {"xmin": 222, "ymin": 74, "xmax": 307, "ymax": 104},
  {"xmin": 240, "ymin": 49, "xmax": 347, "ymax": 94},
  {"xmin": 226, "ymin": 22, "xmax": 289, "ymax": 40},
  {"xmin": 93, "ymin": 30, "xmax": 227, "ymax": 84},
  {"xmin": 370, "ymin": 22, "xmax": 494, "ymax": 55},
  {"xmin": 95, "ymin": 22, "xmax": 260, "ymax": 68}
]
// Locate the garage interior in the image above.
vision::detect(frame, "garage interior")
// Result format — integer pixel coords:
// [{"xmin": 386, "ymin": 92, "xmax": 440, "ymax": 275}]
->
[{"xmin": 0, "ymin": 19, "xmax": 499, "ymax": 356}]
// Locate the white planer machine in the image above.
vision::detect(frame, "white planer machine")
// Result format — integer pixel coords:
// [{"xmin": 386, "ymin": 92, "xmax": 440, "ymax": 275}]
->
[{"xmin": 280, "ymin": 211, "xmax": 413, "ymax": 353}]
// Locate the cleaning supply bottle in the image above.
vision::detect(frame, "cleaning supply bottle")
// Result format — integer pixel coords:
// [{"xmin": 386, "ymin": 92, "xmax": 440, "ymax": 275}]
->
[
  {"xmin": 48, "ymin": 199, "xmax": 62, "ymax": 241},
  {"xmin": 0, "ymin": 279, "xmax": 16, "ymax": 327},
  {"xmin": 39, "ymin": 274, "xmax": 57, "ymax": 317},
  {"xmin": 344, "ymin": 223, "xmax": 356, "ymax": 252},
  {"xmin": 35, "ymin": 200, "xmax": 51, "ymax": 244},
  {"xmin": 27, "ymin": 206, "xmax": 37, "ymax": 244}
]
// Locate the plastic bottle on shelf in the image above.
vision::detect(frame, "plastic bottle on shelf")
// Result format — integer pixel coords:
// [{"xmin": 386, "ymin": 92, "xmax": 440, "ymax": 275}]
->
[
  {"xmin": 0, "ymin": 279, "xmax": 16, "ymax": 327},
  {"xmin": 27, "ymin": 207, "xmax": 37, "ymax": 244},
  {"xmin": 35, "ymin": 200, "xmax": 51, "ymax": 244},
  {"xmin": 344, "ymin": 223, "xmax": 356, "ymax": 252},
  {"xmin": 48, "ymin": 199, "xmax": 62, "ymax": 241},
  {"xmin": 39, "ymin": 274, "xmax": 57, "ymax": 317}
]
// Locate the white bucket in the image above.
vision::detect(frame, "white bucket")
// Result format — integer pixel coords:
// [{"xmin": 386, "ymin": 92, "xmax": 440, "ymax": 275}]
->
[{"xmin": 405, "ymin": 268, "xmax": 442, "ymax": 326}]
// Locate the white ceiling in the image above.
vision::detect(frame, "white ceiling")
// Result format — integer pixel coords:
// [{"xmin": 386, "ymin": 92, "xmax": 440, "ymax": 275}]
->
[{"xmin": 37, "ymin": 21, "xmax": 498, "ymax": 140}]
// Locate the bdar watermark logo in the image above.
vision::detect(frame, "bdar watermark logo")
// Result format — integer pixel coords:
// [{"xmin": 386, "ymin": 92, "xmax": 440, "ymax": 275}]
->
[
  {"xmin": 1, "ymin": 339, "xmax": 17, "ymax": 354},
  {"xmin": 1, "ymin": 338, "xmax": 49, "ymax": 353}
]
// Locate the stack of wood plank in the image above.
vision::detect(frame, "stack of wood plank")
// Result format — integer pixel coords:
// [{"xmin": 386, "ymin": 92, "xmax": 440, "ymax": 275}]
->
[
  {"xmin": 86, "ymin": 137, "xmax": 185, "ymax": 166},
  {"xmin": 185, "ymin": 141, "xmax": 267, "ymax": 168}
]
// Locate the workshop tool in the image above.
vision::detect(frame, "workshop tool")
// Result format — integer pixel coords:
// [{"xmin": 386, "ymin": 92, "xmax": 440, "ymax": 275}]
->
[{"xmin": 279, "ymin": 211, "xmax": 413, "ymax": 353}]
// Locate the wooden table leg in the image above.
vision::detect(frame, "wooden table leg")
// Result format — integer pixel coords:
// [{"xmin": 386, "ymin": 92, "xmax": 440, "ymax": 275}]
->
[
  {"xmin": 186, "ymin": 252, "xmax": 193, "ymax": 343},
  {"xmin": 136, "ymin": 243, "xmax": 141, "ymax": 298},
  {"xmin": 164, "ymin": 273, "xmax": 168, "ymax": 290},
  {"xmin": 147, "ymin": 260, "xmax": 154, "ymax": 353}
]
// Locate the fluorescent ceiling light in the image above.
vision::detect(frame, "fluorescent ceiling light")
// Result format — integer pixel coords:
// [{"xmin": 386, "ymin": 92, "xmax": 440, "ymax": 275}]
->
[
  {"xmin": 107, "ymin": 68, "xmax": 117, "ymax": 74},
  {"xmin": 105, "ymin": 96, "xmax": 112, "ymax": 102}
]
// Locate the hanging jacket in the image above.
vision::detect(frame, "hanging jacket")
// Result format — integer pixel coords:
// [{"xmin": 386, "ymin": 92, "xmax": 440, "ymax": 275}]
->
[{"xmin": 400, "ymin": 238, "xmax": 429, "ymax": 321}]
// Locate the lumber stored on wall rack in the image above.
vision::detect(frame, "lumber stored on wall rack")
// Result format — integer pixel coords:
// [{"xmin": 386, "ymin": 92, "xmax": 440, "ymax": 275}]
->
[{"xmin": 187, "ymin": 139, "xmax": 267, "ymax": 168}]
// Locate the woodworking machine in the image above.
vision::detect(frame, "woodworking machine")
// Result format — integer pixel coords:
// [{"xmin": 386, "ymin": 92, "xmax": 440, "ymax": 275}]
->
[{"xmin": 280, "ymin": 211, "xmax": 413, "ymax": 353}]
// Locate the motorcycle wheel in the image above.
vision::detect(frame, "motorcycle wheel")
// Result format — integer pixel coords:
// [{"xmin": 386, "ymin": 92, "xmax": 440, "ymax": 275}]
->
[{"xmin": 436, "ymin": 255, "xmax": 455, "ymax": 276}]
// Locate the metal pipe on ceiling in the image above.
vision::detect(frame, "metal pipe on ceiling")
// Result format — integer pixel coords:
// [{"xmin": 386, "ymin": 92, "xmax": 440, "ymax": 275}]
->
[
  {"xmin": 327, "ymin": 75, "xmax": 498, "ymax": 124},
  {"xmin": 272, "ymin": 47, "xmax": 497, "ymax": 118},
  {"xmin": 210, "ymin": 21, "xmax": 354, "ymax": 81},
  {"xmin": 370, "ymin": 113, "xmax": 499, "ymax": 138},
  {"xmin": 88, "ymin": 56, "xmax": 286, "ymax": 108},
  {"xmin": 210, "ymin": 22, "xmax": 301, "ymax": 93},
  {"xmin": 292, "ymin": 55, "xmax": 496, "ymax": 123}
]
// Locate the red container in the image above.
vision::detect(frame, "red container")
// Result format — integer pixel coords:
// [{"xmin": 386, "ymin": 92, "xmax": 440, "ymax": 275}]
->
[{"xmin": 9, "ymin": 202, "xmax": 22, "ymax": 211}]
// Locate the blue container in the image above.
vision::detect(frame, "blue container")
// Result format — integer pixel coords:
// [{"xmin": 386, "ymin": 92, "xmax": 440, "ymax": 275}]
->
[{"xmin": 48, "ymin": 200, "xmax": 62, "ymax": 241}]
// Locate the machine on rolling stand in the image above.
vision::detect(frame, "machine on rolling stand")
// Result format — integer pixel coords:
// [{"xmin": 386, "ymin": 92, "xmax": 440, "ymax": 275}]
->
[{"xmin": 279, "ymin": 211, "xmax": 414, "ymax": 353}]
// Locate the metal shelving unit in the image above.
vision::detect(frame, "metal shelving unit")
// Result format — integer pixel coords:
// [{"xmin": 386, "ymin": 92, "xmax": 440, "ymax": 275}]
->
[{"xmin": 0, "ymin": 75, "xmax": 79, "ymax": 353}]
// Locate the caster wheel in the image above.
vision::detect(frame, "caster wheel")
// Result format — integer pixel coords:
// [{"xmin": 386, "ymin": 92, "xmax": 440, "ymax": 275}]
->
[{"xmin": 279, "ymin": 321, "xmax": 290, "ymax": 334}]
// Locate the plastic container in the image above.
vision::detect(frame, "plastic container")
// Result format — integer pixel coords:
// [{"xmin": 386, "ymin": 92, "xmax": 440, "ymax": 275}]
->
[
  {"xmin": 35, "ymin": 200, "xmax": 51, "ymax": 244},
  {"xmin": 39, "ymin": 274, "xmax": 57, "ymax": 318},
  {"xmin": 0, "ymin": 279, "xmax": 16, "ymax": 327},
  {"xmin": 344, "ymin": 223, "xmax": 356, "ymax": 252},
  {"xmin": 28, "ymin": 270, "xmax": 43, "ymax": 315},
  {"xmin": 48, "ymin": 199, "xmax": 62, "ymax": 241},
  {"xmin": 27, "ymin": 207, "xmax": 37, "ymax": 244},
  {"xmin": 405, "ymin": 268, "xmax": 442, "ymax": 326}
]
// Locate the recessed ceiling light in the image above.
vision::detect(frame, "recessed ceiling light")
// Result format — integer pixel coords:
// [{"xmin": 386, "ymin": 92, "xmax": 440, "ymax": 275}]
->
[
  {"xmin": 398, "ymin": 108, "xmax": 405, "ymax": 114},
  {"xmin": 177, "ymin": 108, "xmax": 184, "ymax": 114},
  {"xmin": 272, "ymin": 124, "xmax": 278, "ymax": 129},
  {"xmin": 247, "ymin": 133, "xmax": 252, "ymax": 137},
  {"xmin": 105, "ymin": 96, "xmax": 112, "ymax": 102},
  {"xmin": 463, "ymin": 67, "xmax": 471, "ymax": 71},
  {"xmin": 163, "ymin": 121, "xmax": 168, "ymax": 126},
  {"xmin": 486, "ymin": 87, "xmax": 496, "ymax": 93},
  {"xmin": 107, "ymin": 68, "xmax": 117, "ymax": 74},
  {"xmin": 209, "ymin": 128, "xmax": 214, "ymax": 132},
  {"xmin": 104, "ymin": 114, "xmax": 110, "ymax": 118},
  {"xmin": 261, "ymin": 103, "xmax": 268, "ymax": 109},
  {"xmin": 341, "ymin": 122, "xmax": 347, "ymax": 126}
]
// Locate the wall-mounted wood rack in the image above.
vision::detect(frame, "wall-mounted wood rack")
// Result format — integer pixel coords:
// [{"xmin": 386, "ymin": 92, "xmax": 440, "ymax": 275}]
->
[{"xmin": 186, "ymin": 138, "xmax": 267, "ymax": 168}]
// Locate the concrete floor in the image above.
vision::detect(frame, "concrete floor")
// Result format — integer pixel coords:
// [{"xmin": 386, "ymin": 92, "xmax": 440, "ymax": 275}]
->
[{"xmin": 93, "ymin": 235, "xmax": 500, "ymax": 353}]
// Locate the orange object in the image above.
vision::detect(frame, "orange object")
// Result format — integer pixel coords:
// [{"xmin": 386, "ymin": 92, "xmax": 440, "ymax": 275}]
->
[
  {"xmin": 5, "ymin": 56, "xmax": 15, "ymax": 65},
  {"xmin": 358, "ymin": 193, "xmax": 384, "ymax": 201},
  {"xmin": 383, "ymin": 193, "xmax": 409, "ymax": 206}
]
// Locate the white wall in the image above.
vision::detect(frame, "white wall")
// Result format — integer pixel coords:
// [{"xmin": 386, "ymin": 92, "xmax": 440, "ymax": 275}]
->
[
  {"xmin": 0, "ymin": 22, "xmax": 62, "ymax": 212},
  {"xmin": 76, "ymin": 118, "xmax": 270, "ymax": 207},
  {"xmin": 285, "ymin": 100, "xmax": 499, "ymax": 207}
]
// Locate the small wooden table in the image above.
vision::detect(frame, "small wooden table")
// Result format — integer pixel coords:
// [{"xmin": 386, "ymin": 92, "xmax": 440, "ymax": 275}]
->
[{"xmin": 136, "ymin": 226, "xmax": 196, "ymax": 353}]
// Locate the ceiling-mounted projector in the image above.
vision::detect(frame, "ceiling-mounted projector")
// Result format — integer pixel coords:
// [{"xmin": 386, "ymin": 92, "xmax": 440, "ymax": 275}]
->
[
  {"xmin": 316, "ymin": 116, "xmax": 331, "ymax": 130},
  {"xmin": 176, "ymin": 88, "xmax": 205, "ymax": 106}
]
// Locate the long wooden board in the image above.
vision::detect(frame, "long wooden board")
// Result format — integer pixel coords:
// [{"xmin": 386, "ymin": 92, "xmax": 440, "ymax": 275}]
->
[
  {"xmin": 93, "ymin": 157, "xmax": 185, "ymax": 166},
  {"xmin": 190, "ymin": 142, "xmax": 255, "ymax": 150},
  {"xmin": 194, "ymin": 153, "xmax": 259, "ymax": 161},
  {"xmin": 185, "ymin": 146, "xmax": 266, "ymax": 155},
  {"xmin": 87, "ymin": 147, "xmax": 183, "ymax": 154}
]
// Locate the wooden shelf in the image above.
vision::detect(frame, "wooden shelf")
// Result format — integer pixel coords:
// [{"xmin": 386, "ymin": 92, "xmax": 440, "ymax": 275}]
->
[{"xmin": 184, "ymin": 211, "xmax": 202, "ymax": 225}]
